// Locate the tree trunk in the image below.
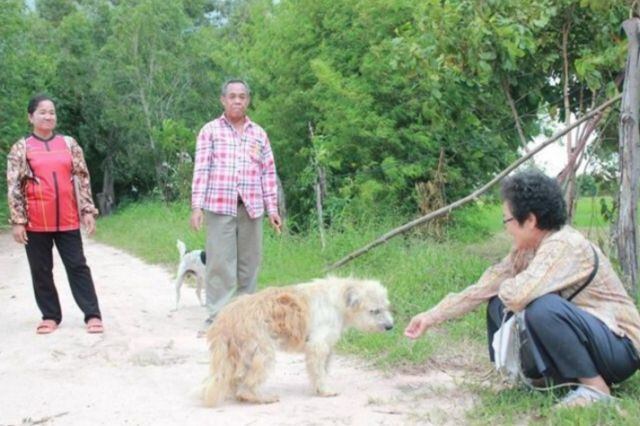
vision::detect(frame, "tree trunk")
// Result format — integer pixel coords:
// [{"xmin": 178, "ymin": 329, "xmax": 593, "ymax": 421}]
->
[
  {"xmin": 615, "ymin": 17, "xmax": 640, "ymax": 298},
  {"xmin": 501, "ymin": 77, "xmax": 529, "ymax": 152},
  {"xmin": 561, "ymin": 16, "xmax": 577, "ymax": 221},
  {"xmin": 557, "ymin": 111, "xmax": 604, "ymax": 210},
  {"xmin": 98, "ymin": 155, "xmax": 115, "ymax": 216},
  {"xmin": 138, "ymin": 87, "xmax": 165, "ymax": 198},
  {"xmin": 309, "ymin": 122, "xmax": 326, "ymax": 249}
]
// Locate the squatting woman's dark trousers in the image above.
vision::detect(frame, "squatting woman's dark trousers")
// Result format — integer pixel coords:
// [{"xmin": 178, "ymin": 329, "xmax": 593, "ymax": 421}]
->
[
  {"xmin": 25, "ymin": 230, "xmax": 101, "ymax": 324},
  {"xmin": 487, "ymin": 294, "xmax": 639, "ymax": 384}
]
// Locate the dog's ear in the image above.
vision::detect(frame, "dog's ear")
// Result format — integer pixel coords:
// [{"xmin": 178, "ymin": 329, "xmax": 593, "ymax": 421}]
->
[{"xmin": 345, "ymin": 286, "xmax": 361, "ymax": 309}]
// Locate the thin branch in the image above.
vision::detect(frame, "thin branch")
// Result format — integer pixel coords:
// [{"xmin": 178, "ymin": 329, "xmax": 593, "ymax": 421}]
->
[
  {"xmin": 501, "ymin": 77, "xmax": 529, "ymax": 151},
  {"xmin": 557, "ymin": 112, "xmax": 603, "ymax": 184},
  {"xmin": 562, "ymin": 15, "xmax": 573, "ymax": 158},
  {"xmin": 326, "ymin": 95, "xmax": 621, "ymax": 271}
]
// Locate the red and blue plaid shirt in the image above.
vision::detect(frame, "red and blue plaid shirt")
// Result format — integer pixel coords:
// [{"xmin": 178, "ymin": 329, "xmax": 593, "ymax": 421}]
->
[{"xmin": 191, "ymin": 114, "xmax": 278, "ymax": 219}]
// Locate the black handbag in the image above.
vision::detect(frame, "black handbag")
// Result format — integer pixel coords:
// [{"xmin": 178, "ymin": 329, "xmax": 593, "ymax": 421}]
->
[{"xmin": 517, "ymin": 245, "xmax": 599, "ymax": 379}]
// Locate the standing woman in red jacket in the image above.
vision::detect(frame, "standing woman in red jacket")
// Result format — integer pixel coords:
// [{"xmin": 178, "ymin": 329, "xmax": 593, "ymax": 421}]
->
[{"xmin": 6, "ymin": 94, "xmax": 103, "ymax": 334}]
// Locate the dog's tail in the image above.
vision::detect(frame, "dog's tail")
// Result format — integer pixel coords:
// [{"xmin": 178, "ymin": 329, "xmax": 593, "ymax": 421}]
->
[
  {"xmin": 202, "ymin": 331, "xmax": 236, "ymax": 407},
  {"xmin": 176, "ymin": 239, "xmax": 187, "ymax": 259}
]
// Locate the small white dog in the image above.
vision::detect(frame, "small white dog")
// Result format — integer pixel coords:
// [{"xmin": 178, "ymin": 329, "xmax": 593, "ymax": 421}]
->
[
  {"xmin": 201, "ymin": 276, "xmax": 394, "ymax": 406},
  {"xmin": 174, "ymin": 239, "xmax": 206, "ymax": 309}
]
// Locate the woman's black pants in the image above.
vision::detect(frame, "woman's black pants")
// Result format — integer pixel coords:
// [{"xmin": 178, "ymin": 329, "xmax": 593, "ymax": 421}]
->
[
  {"xmin": 25, "ymin": 230, "xmax": 101, "ymax": 324},
  {"xmin": 487, "ymin": 294, "xmax": 639, "ymax": 384}
]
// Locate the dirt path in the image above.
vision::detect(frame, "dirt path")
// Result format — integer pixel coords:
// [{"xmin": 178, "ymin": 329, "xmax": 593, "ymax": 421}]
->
[{"xmin": 0, "ymin": 232, "xmax": 475, "ymax": 426}]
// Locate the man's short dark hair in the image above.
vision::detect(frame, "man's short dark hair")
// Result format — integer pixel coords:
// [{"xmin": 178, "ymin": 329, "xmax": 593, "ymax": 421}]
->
[
  {"xmin": 501, "ymin": 170, "xmax": 567, "ymax": 230},
  {"xmin": 220, "ymin": 79, "xmax": 251, "ymax": 96}
]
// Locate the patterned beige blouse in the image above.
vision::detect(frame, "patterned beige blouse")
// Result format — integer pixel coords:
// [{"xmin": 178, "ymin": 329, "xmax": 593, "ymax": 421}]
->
[{"xmin": 425, "ymin": 226, "xmax": 640, "ymax": 354}]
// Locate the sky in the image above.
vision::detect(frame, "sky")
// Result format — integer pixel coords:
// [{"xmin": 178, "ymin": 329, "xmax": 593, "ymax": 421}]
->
[
  {"xmin": 527, "ymin": 137, "xmax": 567, "ymax": 176},
  {"xmin": 524, "ymin": 115, "xmax": 600, "ymax": 177}
]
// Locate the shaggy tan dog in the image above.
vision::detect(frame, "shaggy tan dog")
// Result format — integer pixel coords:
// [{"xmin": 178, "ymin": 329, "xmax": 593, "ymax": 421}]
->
[{"xmin": 202, "ymin": 277, "xmax": 394, "ymax": 406}]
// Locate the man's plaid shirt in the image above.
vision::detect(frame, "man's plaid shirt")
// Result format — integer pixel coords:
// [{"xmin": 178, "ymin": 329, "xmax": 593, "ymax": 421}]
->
[{"xmin": 191, "ymin": 114, "xmax": 278, "ymax": 219}]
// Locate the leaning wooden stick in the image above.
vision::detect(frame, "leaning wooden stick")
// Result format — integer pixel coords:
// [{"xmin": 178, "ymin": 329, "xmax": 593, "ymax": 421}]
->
[{"xmin": 327, "ymin": 94, "xmax": 622, "ymax": 271}]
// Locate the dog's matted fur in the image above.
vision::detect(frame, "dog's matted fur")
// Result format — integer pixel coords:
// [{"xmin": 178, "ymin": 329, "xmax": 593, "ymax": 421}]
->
[{"xmin": 202, "ymin": 276, "xmax": 393, "ymax": 406}]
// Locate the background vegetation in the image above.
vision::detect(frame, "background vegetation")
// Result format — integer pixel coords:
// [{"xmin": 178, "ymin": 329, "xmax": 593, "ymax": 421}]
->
[
  {"xmin": 0, "ymin": 0, "xmax": 630, "ymax": 230},
  {"xmin": 2, "ymin": 0, "xmax": 639, "ymax": 423}
]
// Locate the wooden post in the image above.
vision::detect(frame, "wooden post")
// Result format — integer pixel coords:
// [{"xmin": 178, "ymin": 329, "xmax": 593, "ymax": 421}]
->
[
  {"xmin": 98, "ymin": 155, "xmax": 115, "ymax": 216},
  {"xmin": 615, "ymin": 17, "xmax": 640, "ymax": 298}
]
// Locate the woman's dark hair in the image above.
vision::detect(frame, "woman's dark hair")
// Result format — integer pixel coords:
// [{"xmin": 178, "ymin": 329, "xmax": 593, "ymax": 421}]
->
[
  {"xmin": 27, "ymin": 94, "xmax": 54, "ymax": 114},
  {"xmin": 501, "ymin": 170, "xmax": 567, "ymax": 230}
]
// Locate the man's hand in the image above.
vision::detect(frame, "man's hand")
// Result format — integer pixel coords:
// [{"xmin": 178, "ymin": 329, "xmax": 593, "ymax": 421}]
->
[
  {"xmin": 269, "ymin": 213, "xmax": 282, "ymax": 234},
  {"xmin": 82, "ymin": 214, "xmax": 96, "ymax": 235},
  {"xmin": 404, "ymin": 312, "xmax": 438, "ymax": 340},
  {"xmin": 191, "ymin": 208, "xmax": 204, "ymax": 231},
  {"xmin": 12, "ymin": 224, "xmax": 28, "ymax": 245}
]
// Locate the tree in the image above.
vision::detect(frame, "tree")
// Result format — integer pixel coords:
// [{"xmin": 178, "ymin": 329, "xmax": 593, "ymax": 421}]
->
[
  {"xmin": 93, "ymin": 0, "xmax": 217, "ymax": 201},
  {"xmin": 0, "ymin": 0, "xmax": 57, "ymax": 223}
]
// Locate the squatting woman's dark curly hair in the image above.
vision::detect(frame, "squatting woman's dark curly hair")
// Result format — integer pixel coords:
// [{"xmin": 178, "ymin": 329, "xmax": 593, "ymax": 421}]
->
[{"xmin": 501, "ymin": 170, "xmax": 567, "ymax": 231}]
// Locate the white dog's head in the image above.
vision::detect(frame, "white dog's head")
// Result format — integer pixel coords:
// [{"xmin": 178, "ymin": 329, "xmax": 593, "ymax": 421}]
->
[{"xmin": 342, "ymin": 278, "xmax": 394, "ymax": 333}]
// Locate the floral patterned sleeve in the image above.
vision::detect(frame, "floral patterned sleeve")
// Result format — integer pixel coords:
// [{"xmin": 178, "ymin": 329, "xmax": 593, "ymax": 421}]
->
[
  {"xmin": 425, "ymin": 248, "xmax": 536, "ymax": 324},
  {"xmin": 426, "ymin": 255, "xmax": 513, "ymax": 324},
  {"xmin": 6, "ymin": 139, "xmax": 28, "ymax": 225},
  {"xmin": 68, "ymin": 137, "xmax": 99, "ymax": 217}
]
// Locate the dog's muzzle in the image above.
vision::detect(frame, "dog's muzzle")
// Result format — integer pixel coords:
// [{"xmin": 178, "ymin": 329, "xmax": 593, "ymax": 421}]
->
[{"xmin": 381, "ymin": 315, "xmax": 394, "ymax": 331}]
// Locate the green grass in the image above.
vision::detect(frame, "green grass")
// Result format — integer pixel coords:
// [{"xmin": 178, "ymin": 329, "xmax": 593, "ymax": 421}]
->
[
  {"xmin": 468, "ymin": 374, "xmax": 640, "ymax": 425},
  {"xmin": 89, "ymin": 197, "xmax": 640, "ymax": 424},
  {"xmin": 0, "ymin": 194, "xmax": 9, "ymax": 231},
  {"xmin": 93, "ymin": 198, "xmax": 505, "ymax": 368}
]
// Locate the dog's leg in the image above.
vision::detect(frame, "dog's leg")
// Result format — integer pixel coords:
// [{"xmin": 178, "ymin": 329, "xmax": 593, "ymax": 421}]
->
[
  {"xmin": 235, "ymin": 344, "xmax": 279, "ymax": 404},
  {"xmin": 174, "ymin": 272, "xmax": 185, "ymax": 310},
  {"xmin": 196, "ymin": 276, "xmax": 204, "ymax": 306},
  {"xmin": 305, "ymin": 343, "xmax": 338, "ymax": 397},
  {"xmin": 235, "ymin": 388, "xmax": 279, "ymax": 404}
]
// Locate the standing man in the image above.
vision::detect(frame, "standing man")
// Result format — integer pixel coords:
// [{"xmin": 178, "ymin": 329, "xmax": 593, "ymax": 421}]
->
[{"xmin": 191, "ymin": 79, "xmax": 281, "ymax": 335}]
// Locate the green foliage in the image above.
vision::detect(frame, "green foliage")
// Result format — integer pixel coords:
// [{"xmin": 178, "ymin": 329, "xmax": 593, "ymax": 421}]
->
[
  {"xmin": 1, "ymin": 0, "xmax": 632, "ymax": 229},
  {"xmin": 1, "ymin": 0, "xmax": 57, "ymax": 227},
  {"xmin": 155, "ymin": 119, "xmax": 197, "ymax": 201},
  {"xmin": 36, "ymin": 0, "xmax": 76, "ymax": 25}
]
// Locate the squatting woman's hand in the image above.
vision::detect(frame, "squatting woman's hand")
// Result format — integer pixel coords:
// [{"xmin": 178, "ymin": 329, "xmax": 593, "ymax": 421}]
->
[{"xmin": 404, "ymin": 312, "xmax": 438, "ymax": 340}]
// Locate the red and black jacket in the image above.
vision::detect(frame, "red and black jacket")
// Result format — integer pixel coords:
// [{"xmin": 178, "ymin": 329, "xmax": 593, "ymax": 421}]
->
[{"xmin": 24, "ymin": 134, "xmax": 80, "ymax": 232}]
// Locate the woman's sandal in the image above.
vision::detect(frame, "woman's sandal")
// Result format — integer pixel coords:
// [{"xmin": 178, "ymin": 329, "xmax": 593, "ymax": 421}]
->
[
  {"xmin": 86, "ymin": 318, "xmax": 104, "ymax": 334},
  {"xmin": 36, "ymin": 319, "xmax": 58, "ymax": 334}
]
